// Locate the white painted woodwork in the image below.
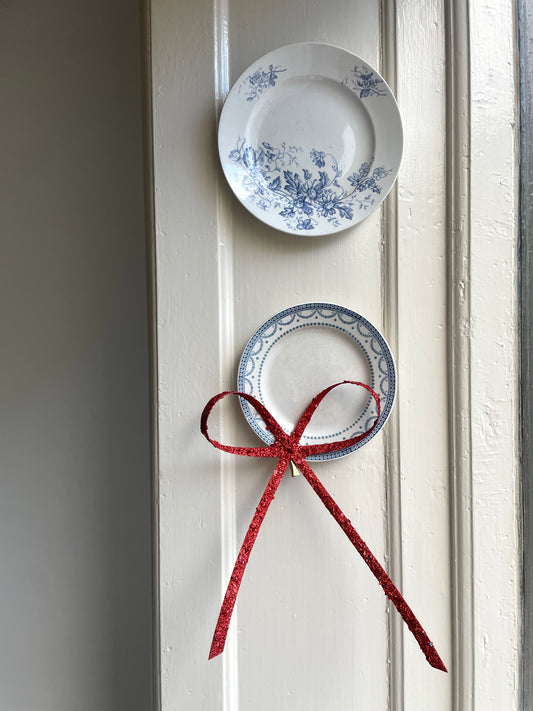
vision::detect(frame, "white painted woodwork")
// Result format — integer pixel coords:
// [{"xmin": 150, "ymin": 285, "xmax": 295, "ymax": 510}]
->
[
  {"xmin": 148, "ymin": 0, "xmax": 520, "ymax": 708},
  {"xmin": 396, "ymin": 3, "xmax": 450, "ymax": 707},
  {"xmin": 470, "ymin": 1, "xmax": 520, "ymax": 707}
]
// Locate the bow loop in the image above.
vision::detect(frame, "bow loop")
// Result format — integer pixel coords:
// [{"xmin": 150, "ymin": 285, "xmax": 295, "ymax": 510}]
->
[
  {"xmin": 292, "ymin": 380, "xmax": 382, "ymax": 457},
  {"xmin": 201, "ymin": 390, "xmax": 284, "ymax": 458}
]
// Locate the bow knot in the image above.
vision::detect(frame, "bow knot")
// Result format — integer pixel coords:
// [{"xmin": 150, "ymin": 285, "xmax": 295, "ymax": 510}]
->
[{"xmin": 285, "ymin": 438, "xmax": 302, "ymax": 460}]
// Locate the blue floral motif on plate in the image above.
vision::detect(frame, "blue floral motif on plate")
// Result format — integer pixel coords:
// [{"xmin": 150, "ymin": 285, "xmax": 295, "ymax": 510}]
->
[{"xmin": 228, "ymin": 139, "xmax": 392, "ymax": 232}]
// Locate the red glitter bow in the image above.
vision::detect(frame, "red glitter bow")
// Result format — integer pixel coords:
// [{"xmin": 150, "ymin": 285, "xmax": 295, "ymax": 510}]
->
[{"xmin": 201, "ymin": 380, "xmax": 447, "ymax": 672}]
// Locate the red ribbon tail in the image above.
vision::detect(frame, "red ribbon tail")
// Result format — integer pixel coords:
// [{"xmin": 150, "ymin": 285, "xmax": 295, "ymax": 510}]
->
[
  {"xmin": 297, "ymin": 459, "xmax": 447, "ymax": 673},
  {"xmin": 209, "ymin": 457, "xmax": 290, "ymax": 660}
]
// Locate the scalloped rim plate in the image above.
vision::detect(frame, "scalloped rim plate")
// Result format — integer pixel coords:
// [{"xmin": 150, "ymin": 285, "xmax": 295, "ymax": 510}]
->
[
  {"xmin": 237, "ymin": 303, "xmax": 396, "ymax": 460},
  {"xmin": 218, "ymin": 42, "xmax": 403, "ymax": 236}
]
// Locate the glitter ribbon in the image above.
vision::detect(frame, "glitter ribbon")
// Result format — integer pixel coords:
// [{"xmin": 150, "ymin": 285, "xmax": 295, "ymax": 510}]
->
[{"xmin": 201, "ymin": 380, "xmax": 447, "ymax": 672}]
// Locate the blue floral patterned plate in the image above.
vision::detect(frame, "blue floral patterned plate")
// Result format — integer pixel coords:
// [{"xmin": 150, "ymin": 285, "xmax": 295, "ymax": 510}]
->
[
  {"xmin": 237, "ymin": 303, "xmax": 396, "ymax": 460},
  {"xmin": 218, "ymin": 43, "xmax": 402, "ymax": 236}
]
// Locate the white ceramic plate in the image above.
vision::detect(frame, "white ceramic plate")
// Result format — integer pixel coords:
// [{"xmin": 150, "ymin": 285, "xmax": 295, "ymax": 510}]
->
[
  {"xmin": 237, "ymin": 303, "xmax": 396, "ymax": 460},
  {"xmin": 218, "ymin": 42, "xmax": 403, "ymax": 236}
]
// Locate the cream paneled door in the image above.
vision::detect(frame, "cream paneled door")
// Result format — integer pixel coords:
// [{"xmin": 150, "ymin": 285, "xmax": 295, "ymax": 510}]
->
[{"xmin": 147, "ymin": 0, "xmax": 520, "ymax": 709}]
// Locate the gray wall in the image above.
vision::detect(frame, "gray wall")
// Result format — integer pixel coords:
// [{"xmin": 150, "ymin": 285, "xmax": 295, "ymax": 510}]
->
[{"xmin": 0, "ymin": 2, "xmax": 153, "ymax": 709}]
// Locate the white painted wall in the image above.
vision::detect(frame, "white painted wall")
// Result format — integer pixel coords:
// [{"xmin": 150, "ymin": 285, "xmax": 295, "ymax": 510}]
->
[{"xmin": 0, "ymin": 2, "xmax": 153, "ymax": 710}]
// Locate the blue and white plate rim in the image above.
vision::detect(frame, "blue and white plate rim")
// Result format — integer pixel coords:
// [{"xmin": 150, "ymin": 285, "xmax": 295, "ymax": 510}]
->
[{"xmin": 237, "ymin": 302, "xmax": 396, "ymax": 460}]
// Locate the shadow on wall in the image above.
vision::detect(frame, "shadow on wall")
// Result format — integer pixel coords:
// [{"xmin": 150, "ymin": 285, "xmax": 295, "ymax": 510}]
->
[{"xmin": 0, "ymin": 1, "xmax": 153, "ymax": 710}]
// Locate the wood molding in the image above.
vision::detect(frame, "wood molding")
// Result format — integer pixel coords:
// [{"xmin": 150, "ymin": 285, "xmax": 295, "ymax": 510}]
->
[
  {"xmin": 444, "ymin": 1, "xmax": 475, "ymax": 709},
  {"xmin": 520, "ymin": 0, "xmax": 533, "ymax": 705},
  {"xmin": 214, "ymin": 0, "xmax": 240, "ymax": 707},
  {"xmin": 380, "ymin": 2, "xmax": 404, "ymax": 709}
]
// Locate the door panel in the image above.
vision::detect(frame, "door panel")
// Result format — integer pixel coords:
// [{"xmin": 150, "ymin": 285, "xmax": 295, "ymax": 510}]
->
[{"xmin": 148, "ymin": 0, "xmax": 519, "ymax": 708}]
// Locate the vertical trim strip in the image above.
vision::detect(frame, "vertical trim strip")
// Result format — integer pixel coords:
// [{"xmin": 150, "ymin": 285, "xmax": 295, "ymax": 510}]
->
[
  {"xmin": 380, "ymin": 2, "xmax": 404, "ymax": 709},
  {"xmin": 214, "ymin": 3, "xmax": 239, "ymax": 709},
  {"xmin": 519, "ymin": 0, "xmax": 533, "ymax": 706},
  {"xmin": 140, "ymin": 1, "xmax": 161, "ymax": 709},
  {"xmin": 444, "ymin": 2, "xmax": 475, "ymax": 709}
]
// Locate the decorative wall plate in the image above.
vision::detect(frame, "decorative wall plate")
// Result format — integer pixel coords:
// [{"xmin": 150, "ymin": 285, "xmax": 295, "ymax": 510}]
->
[
  {"xmin": 218, "ymin": 42, "xmax": 403, "ymax": 236},
  {"xmin": 237, "ymin": 303, "xmax": 395, "ymax": 459}
]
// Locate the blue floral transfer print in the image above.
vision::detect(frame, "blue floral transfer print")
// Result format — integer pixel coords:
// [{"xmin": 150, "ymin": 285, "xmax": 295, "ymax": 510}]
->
[
  {"xmin": 341, "ymin": 65, "xmax": 387, "ymax": 98},
  {"xmin": 228, "ymin": 138, "xmax": 392, "ymax": 231},
  {"xmin": 240, "ymin": 64, "xmax": 287, "ymax": 101}
]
